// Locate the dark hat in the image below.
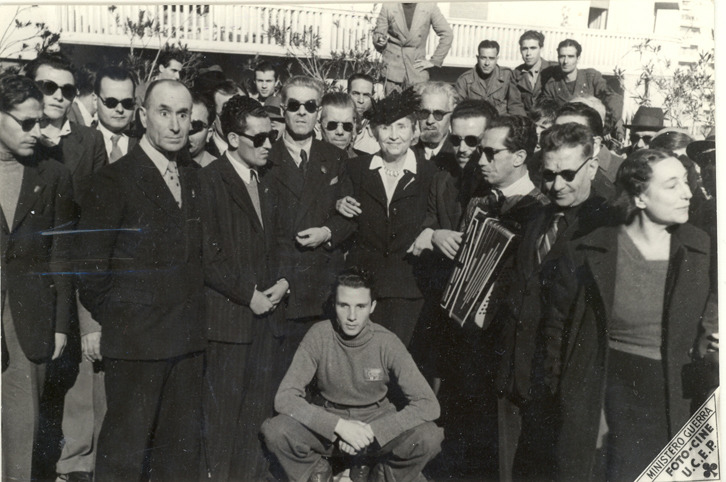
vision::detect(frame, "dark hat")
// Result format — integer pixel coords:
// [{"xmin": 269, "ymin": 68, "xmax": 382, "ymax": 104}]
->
[
  {"xmin": 364, "ymin": 87, "xmax": 421, "ymax": 126},
  {"xmin": 264, "ymin": 95, "xmax": 284, "ymax": 121},
  {"xmin": 686, "ymin": 126, "xmax": 715, "ymax": 167},
  {"xmin": 624, "ymin": 106, "xmax": 665, "ymax": 130},
  {"xmin": 193, "ymin": 67, "xmax": 227, "ymax": 95}
]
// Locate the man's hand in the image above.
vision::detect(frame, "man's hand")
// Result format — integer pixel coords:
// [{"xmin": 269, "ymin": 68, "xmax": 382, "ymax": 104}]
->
[
  {"xmin": 414, "ymin": 59, "xmax": 435, "ymax": 72},
  {"xmin": 250, "ymin": 289, "xmax": 274, "ymax": 315},
  {"xmin": 334, "ymin": 419, "xmax": 375, "ymax": 452},
  {"xmin": 406, "ymin": 228, "xmax": 434, "ymax": 256},
  {"xmin": 296, "ymin": 227, "xmax": 331, "ymax": 249},
  {"xmin": 263, "ymin": 279, "xmax": 289, "ymax": 308},
  {"xmin": 336, "ymin": 196, "xmax": 362, "ymax": 218},
  {"xmin": 52, "ymin": 333, "xmax": 67, "ymax": 360},
  {"xmin": 432, "ymin": 229, "xmax": 463, "ymax": 260},
  {"xmin": 338, "ymin": 439, "xmax": 358, "ymax": 455},
  {"xmin": 82, "ymin": 331, "xmax": 102, "ymax": 362},
  {"xmin": 374, "ymin": 33, "xmax": 389, "ymax": 48}
]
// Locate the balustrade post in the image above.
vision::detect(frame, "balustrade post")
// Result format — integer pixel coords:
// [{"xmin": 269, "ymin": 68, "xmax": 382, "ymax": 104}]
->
[{"xmin": 320, "ymin": 10, "xmax": 333, "ymax": 55}]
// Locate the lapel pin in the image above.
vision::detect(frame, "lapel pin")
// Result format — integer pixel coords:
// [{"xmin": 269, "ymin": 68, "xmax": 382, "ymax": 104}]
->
[
  {"xmin": 34, "ymin": 185, "xmax": 41, "ymax": 193},
  {"xmin": 321, "ymin": 166, "xmax": 328, "ymax": 174}
]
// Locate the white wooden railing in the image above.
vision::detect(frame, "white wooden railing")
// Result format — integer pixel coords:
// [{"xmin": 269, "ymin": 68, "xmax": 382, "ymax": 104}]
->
[{"xmin": 52, "ymin": 4, "xmax": 681, "ymax": 75}]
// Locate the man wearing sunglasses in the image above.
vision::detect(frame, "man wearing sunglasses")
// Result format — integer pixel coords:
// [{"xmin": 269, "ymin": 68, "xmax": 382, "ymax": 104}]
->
[
  {"xmin": 454, "ymin": 40, "xmax": 526, "ymax": 117},
  {"xmin": 622, "ymin": 106, "xmax": 664, "ymax": 156},
  {"xmin": 319, "ymin": 92, "xmax": 357, "ymax": 157},
  {"xmin": 188, "ymin": 92, "xmax": 216, "ymax": 167},
  {"xmin": 264, "ymin": 76, "xmax": 350, "ymax": 371},
  {"xmin": 26, "ymin": 53, "xmax": 108, "ymax": 199},
  {"xmin": 496, "ymin": 122, "xmax": 611, "ymax": 481},
  {"xmin": 199, "ymin": 95, "xmax": 287, "ymax": 481},
  {"xmin": 0, "ymin": 75, "xmax": 75, "ymax": 482},
  {"xmin": 94, "ymin": 66, "xmax": 138, "ymax": 164},
  {"xmin": 411, "ymin": 82, "xmax": 458, "ymax": 171}
]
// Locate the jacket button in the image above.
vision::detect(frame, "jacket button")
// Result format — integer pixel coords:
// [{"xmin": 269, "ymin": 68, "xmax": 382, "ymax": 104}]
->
[
  {"xmin": 391, "ymin": 233, "xmax": 396, "ymax": 239},
  {"xmin": 384, "ymin": 251, "xmax": 389, "ymax": 257}
]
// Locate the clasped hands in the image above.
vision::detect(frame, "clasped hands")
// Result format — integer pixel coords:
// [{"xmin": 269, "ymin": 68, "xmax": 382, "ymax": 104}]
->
[
  {"xmin": 250, "ymin": 279, "xmax": 289, "ymax": 315},
  {"xmin": 335, "ymin": 418, "xmax": 375, "ymax": 455}
]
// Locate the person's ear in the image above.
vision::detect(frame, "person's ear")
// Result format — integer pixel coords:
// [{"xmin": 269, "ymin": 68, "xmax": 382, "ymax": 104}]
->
[
  {"xmin": 370, "ymin": 299, "xmax": 377, "ymax": 314},
  {"xmin": 512, "ymin": 149, "xmax": 527, "ymax": 168},
  {"xmin": 227, "ymin": 132, "xmax": 239, "ymax": 150},
  {"xmin": 592, "ymin": 136, "xmax": 602, "ymax": 156},
  {"xmin": 633, "ymin": 193, "xmax": 647, "ymax": 210},
  {"xmin": 139, "ymin": 106, "xmax": 147, "ymax": 129},
  {"xmin": 586, "ymin": 157, "xmax": 599, "ymax": 181}
]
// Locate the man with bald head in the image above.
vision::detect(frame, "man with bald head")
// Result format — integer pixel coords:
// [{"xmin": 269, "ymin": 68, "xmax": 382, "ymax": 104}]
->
[{"xmin": 76, "ymin": 79, "xmax": 219, "ymax": 481}]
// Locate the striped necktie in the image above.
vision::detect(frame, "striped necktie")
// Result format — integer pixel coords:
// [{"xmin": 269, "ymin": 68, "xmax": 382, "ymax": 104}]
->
[{"xmin": 537, "ymin": 212, "xmax": 565, "ymax": 265}]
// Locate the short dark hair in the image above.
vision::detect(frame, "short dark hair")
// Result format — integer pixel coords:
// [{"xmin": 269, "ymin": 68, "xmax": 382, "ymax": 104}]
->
[
  {"xmin": 557, "ymin": 102, "xmax": 604, "ymax": 137},
  {"xmin": 192, "ymin": 90, "xmax": 216, "ymax": 126},
  {"xmin": 451, "ymin": 99, "xmax": 498, "ymax": 124},
  {"xmin": 215, "ymin": 79, "xmax": 244, "ymax": 97},
  {"xmin": 94, "ymin": 66, "xmax": 137, "ymax": 97},
  {"xmin": 333, "ymin": 267, "xmax": 377, "ymax": 301},
  {"xmin": 649, "ymin": 131, "xmax": 694, "ymax": 152},
  {"xmin": 613, "ymin": 149, "xmax": 673, "ymax": 224},
  {"xmin": 321, "ymin": 92, "xmax": 355, "ymax": 115},
  {"xmin": 539, "ymin": 122, "xmax": 594, "ymax": 159},
  {"xmin": 158, "ymin": 47, "xmax": 184, "ymax": 69},
  {"xmin": 75, "ymin": 65, "xmax": 98, "ymax": 97},
  {"xmin": 557, "ymin": 39, "xmax": 582, "ymax": 57},
  {"xmin": 347, "ymin": 72, "xmax": 375, "ymax": 93},
  {"xmin": 519, "ymin": 30, "xmax": 545, "ymax": 48},
  {"xmin": 529, "ymin": 98, "xmax": 559, "ymax": 123},
  {"xmin": 24, "ymin": 51, "xmax": 75, "ymax": 81},
  {"xmin": 254, "ymin": 61, "xmax": 277, "ymax": 79},
  {"xmin": 219, "ymin": 94, "xmax": 268, "ymax": 139},
  {"xmin": 487, "ymin": 115, "xmax": 538, "ymax": 157},
  {"xmin": 0, "ymin": 75, "xmax": 43, "ymax": 112},
  {"xmin": 478, "ymin": 40, "xmax": 500, "ymax": 55}
]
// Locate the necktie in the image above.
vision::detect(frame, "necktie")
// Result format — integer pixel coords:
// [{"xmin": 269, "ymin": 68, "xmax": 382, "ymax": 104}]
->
[
  {"xmin": 299, "ymin": 149, "xmax": 308, "ymax": 175},
  {"xmin": 248, "ymin": 170, "xmax": 264, "ymax": 227},
  {"xmin": 486, "ymin": 188, "xmax": 505, "ymax": 217},
  {"xmin": 90, "ymin": 119, "xmax": 98, "ymax": 129},
  {"xmin": 163, "ymin": 160, "xmax": 182, "ymax": 208},
  {"xmin": 110, "ymin": 134, "xmax": 123, "ymax": 163},
  {"xmin": 424, "ymin": 147, "xmax": 434, "ymax": 160},
  {"xmin": 537, "ymin": 212, "xmax": 565, "ymax": 264}
]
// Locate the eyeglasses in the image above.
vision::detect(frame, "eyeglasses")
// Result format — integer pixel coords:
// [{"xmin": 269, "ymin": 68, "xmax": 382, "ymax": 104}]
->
[
  {"xmin": 416, "ymin": 109, "xmax": 452, "ymax": 121},
  {"xmin": 479, "ymin": 146, "xmax": 508, "ymax": 160},
  {"xmin": 99, "ymin": 96, "xmax": 135, "ymax": 110},
  {"xmin": 324, "ymin": 121, "xmax": 354, "ymax": 132},
  {"xmin": 542, "ymin": 158, "xmax": 592, "ymax": 183},
  {"xmin": 630, "ymin": 133, "xmax": 653, "ymax": 144},
  {"xmin": 35, "ymin": 80, "xmax": 76, "ymax": 101},
  {"xmin": 449, "ymin": 134, "xmax": 481, "ymax": 148},
  {"xmin": 189, "ymin": 120, "xmax": 209, "ymax": 135},
  {"xmin": 2, "ymin": 110, "xmax": 44, "ymax": 132},
  {"xmin": 237, "ymin": 129, "xmax": 278, "ymax": 148},
  {"xmin": 285, "ymin": 99, "xmax": 318, "ymax": 114}
]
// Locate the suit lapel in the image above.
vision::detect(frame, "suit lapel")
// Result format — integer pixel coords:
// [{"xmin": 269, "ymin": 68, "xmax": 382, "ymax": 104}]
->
[
  {"xmin": 132, "ymin": 146, "xmax": 182, "ymax": 225},
  {"xmin": 12, "ymin": 163, "xmax": 46, "ymax": 231},
  {"xmin": 269, "ymin": 141, "xmax": 304, "ymax": 200},
  {"xmin": 61, "ymin": 125, "xmax": 86, "ymax": 175},
  {"xmin": 390, "ymin": 170, "xmax": 419, "ymax": 205},
  {"xmin": 361, "ymin": 167, "xmax": 388, "ymax": 210},
  {"xmin": 219, "ymin": 155, "xmax": 264, "ymax": 238},
  {"xmin": 294, "ymin": 142, "xmax": 328, "ymax": 230},
  {"xmin": 393, "ymin": 3, "xmax": 409, "ymax": 36},
  {"xmin": 583, "ymin": 228, "xmax": 618, "ymax": 322}
]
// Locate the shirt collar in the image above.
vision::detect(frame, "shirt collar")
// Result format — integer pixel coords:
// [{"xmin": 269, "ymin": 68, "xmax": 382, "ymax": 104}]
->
[
  {"xmin": 283, "ymin": 129, "xmax": 313, "ymax": 164},
  {"xmin": 97, "ymin": 122, "xmax": 127, "ymax": 142},
  {"xmin": 528, "ymin": 58, "xmax": 543, "ymax": 75},
  {"xmin": 39, "ymin": 118, "xmax": 72, "ymax": 147},
  {"xmin": 424, "ymin": 140, "xmax": 445, "ymax": 159},
  {"xmin": 499, "ymin": 172, "xmax": 535, "ymax": 199},
  {"xmin": 212, "ymin": 130, "xmax": 228, "ymax": 156},
  {"xmin": 369, "ymin": 148, "xmax": 417, "ymax": 175},
  {"xmin": 227, "ymin": 152, "xmax": 258, "ymax": 184},
  {"xmin": 139, "ymin": 135, "xmax": 173, "ymax": 176},
  {"xmin": 74, "ymin": 98, "xmax": 95, "ymax": 126}
]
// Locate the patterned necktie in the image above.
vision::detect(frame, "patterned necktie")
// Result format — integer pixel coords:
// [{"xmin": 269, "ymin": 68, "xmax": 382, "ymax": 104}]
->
[
  {"xmin": 537, "ymin": 212, "xmax": 565, "ymax": 264},
  {"xmin": 163, "ymin": 160, "xmax": 182, "ymax": 208},
  {"xmin": 487, "ymin": 188, "xmax": 505, "ymax": 217},
  {"xmin": 299, "ymin": 149, "xmax": 308, "ymax": 175},
  {"xmin": 110, "ymin": 134, "xmax": 123, "ymax": 163}
]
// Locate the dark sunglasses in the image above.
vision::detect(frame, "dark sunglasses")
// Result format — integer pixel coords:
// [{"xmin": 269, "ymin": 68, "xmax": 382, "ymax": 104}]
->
[
  {"xmin": 2, "ymin": 110, "xmax": 44, "ymax": 132},
  {"xmin": 630, "ymin": 133, "xmax": 653, "ymax": 144},
  {"xmin": 449, "ymin": 134, "xmax": 480, "ymax": 148},
  {"xmin": 542, "ymin": 157, "xmax": 592, "ymax": 183},
  {"xmin": 237, "ymin": 129, "xmax": 278, "ymax": 148},
  {"xmin": 324, "ymin": 121, "xmax": 354, "ymax": 132},
  {"xmin": 189, "ymin": 120, "xmax": 209, "ymax": 135},
  {"xmin": 479, "ymin": 146, "xmax": 508, "ymax": 160},
  {"xmin": 416, "ymin": 109, "xmax": 452, "ymax": 121},
  {"xmin": 35, "ymin": 80, "xmax": 76, "ymax": 101},
  {"xmin": 286, "ymin": 99, "xmax": 318, "ymax": 114},
  {"xmin": 99, "ymin": 96, "xmax": 135, "ymax": 110}
]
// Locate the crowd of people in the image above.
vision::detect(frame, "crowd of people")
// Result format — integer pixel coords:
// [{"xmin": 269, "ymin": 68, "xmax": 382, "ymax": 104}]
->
[{"xmin": 0, "ymin": 7, "xmax": 719, "ymax": 482}]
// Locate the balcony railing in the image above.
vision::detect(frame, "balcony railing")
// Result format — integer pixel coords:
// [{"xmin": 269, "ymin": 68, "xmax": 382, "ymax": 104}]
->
[{"xmin": 52, "ymin": 4, "xmax": 681, "ymax": 76}]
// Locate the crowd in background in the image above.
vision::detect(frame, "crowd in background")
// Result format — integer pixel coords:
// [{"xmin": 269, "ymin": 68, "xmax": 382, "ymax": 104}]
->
[{"xmin": 0, "ymin": 4, "xmax": 719, "ymax": 482}]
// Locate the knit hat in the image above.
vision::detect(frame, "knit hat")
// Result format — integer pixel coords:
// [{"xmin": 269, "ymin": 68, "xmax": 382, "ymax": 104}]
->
[{"xmin": 364, "ymin": 87, "xmax": 421, "ymax": 127}]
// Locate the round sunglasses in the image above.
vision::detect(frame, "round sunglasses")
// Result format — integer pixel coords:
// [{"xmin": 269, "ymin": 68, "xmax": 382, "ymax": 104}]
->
[
  {"xmin": 324, "ymin": 121, "xmax": 354, "ymax": 132},
  {"xmin": 99, "ymin": 96, "xmax": 135, "ymax": 110},
  {"xmin": 416, "ymin": 109, "xmax": 452, "ymax": 121},
  {"xmin": 189, "ymin": 120, "xmax": 209, "ymax": 135},
  {"xmin": 285, "ymin": 99, "xmax": 318, "ymax": 114},
  {"xmin": 542, "ymin": 157, "xmax": 593, "ymax": 183},
  {"xmin": 237, "ymin": 129, "xmax": 279, "ymax": 148},
  {"xmin": 35, "ymin": 80, "xmax": 76, "ymax": 101},
  {"xmin": 449, "ymin": 134, "xmax": 481, "ymax": 148}
]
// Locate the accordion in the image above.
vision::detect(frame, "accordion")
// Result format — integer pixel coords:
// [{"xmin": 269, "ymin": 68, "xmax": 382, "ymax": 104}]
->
[{"xmin": 441, "ymin": 207, "xmax": 517, "ymax": 327}]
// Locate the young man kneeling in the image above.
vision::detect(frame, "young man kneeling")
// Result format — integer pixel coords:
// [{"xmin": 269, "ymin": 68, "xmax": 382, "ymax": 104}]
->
[{"xmin": 262, "ymin": 268, "xmax": 444, "ymax": 482}]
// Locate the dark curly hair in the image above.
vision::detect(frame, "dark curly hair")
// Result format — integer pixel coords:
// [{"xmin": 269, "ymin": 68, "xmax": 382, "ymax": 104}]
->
[
  {"xmin": 219, "ymin": 94, "xmax": 268, "ymax": 139},
  {"xmin": 0, "ymin": 75, "xmax": 43, "ymax": 112},
  {"xmin": 557, "ymin": 102, "xmax": 604, "ymax": 137},
  {"xmin": 557, "ymin": 39, "xmax": 582, "ymax": 57},
  {"xmin": 613, "ymin": 149, "xmax": 674, "ymax": 225},
  {"xmin": 24, "ymin": 51, "xmax": 75, "ymax": 81},
  {"xmin": 487, "ymin": 115, "xmax": 538, "ymax": 157},
  {"xmin": 333, "ymin": 267, "xmax": 378, "ymax": 301}
]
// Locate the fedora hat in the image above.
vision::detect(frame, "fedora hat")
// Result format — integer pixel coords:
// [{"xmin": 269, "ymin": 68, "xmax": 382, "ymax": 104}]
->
[
  {"xmin": 686, "ymin": 127, "xmax": 715, "ymax": 167},
  {"xmin": 264, "ymin": 96, "xmax": 285, "ymax": 121},
  {"xmin": 624, "ymin": 106, "xmax": 665, "ymax": 130}
]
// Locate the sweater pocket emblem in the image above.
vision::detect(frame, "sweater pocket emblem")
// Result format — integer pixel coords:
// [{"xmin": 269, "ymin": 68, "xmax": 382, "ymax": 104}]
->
[{"xmin": 364, "ymin": 368, "xmax": 384, "ymax": 381}]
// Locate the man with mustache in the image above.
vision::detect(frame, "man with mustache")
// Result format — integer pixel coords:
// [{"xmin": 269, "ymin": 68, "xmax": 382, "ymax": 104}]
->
[{"xmin": 411, "ymin": 81, "xmax": 458, "ymax": 171}]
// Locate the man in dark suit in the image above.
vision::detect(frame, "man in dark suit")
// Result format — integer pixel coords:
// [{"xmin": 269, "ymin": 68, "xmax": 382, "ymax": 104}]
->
[
  {"xmin": 1, "ymin": 75, "xmax": 74, "ymax": 481},
  {"xmin": 94, "ymin": 66, "xmax": 139, "ymax": 163},
  {"xmin": 496, "ymin": 123, "xmax": 612, "ymax": 481},
  {"xmin": 411, "ymin": 81, "xmax": 458, "ymax": 171},
  {"xmin": 25, "ymin": 52, "xmax": 107, "ymax": 202},
  {"xmin": 513, "ymin": 31, "xmax": 555, "ymax": 114},
  {"xmin": 263, "ymin": 75, "xmax": 349, "ymax": 366},
  {"xmin": 76, "ymin": 80, "xmax": 234, "ymax": 482},
  {"xmin": 199, "ymin": 95, "xmax": 288, "ymax": 481}
]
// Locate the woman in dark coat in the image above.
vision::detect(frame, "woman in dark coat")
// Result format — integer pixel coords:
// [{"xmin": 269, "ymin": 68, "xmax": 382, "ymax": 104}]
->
[{"xmin": 542, "ymin": 149, "xmax": 718, "ymax": 482}]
